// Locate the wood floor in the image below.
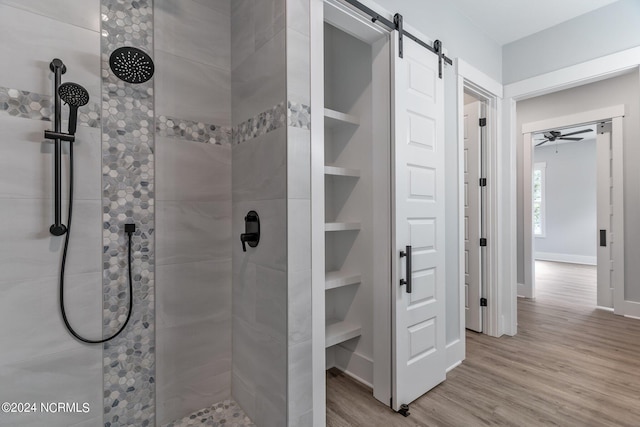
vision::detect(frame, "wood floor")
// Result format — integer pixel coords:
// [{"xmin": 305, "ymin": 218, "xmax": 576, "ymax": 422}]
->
[{"xmin": 327, "ymin": 261, "xmax": 640, "ymax": 426}]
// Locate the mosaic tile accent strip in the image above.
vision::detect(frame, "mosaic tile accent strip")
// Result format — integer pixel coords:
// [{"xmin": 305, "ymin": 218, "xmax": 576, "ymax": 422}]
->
[
  {"xmin": 287, "ymin": 101, "xmax": 310, "ymax": 130},
  {"xmin": 156, "ymin": 115, "xmax": 231, "ymax": 145},
  {"xmin": 163, "ymin": 399, "xmax": 255, "ymax": 427},
  {"xmin": 232, "ymin": 101, "xmax": 287, "ymax": 144},
  {"xmin": 0, "ymin": 86, "xmax": 100, "ymax": 128},
  {"xmin": 101, "ymin": 0, "xmax": 155, "ymax": 426}
]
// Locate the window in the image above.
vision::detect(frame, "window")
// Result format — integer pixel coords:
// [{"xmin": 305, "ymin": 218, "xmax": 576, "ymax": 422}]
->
[{"xmin": 533, "ymin": 162, "xmax": 546, "ymax": 237}]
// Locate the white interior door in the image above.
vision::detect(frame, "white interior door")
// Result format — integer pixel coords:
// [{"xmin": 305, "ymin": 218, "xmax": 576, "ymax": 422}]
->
[
  {"xmin": 464, "ymin": 101, "xmax": 483, "ymax": 332},
  {"xmin": 391, "ymin": 32, "xmax": 446, "ymax": 411},
  {"xmin": 597, "ymin": 122, "xmax": 613, "ymax": 307}
]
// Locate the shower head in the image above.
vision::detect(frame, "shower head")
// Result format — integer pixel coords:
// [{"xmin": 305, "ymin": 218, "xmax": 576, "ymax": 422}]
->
[
  {"xmin": 109, "ymin": 46, "xmax": 155, "ymax": 84},
  {"xmin": 58, "ymin": 82, "xmax": 89, "ymax": 135}
]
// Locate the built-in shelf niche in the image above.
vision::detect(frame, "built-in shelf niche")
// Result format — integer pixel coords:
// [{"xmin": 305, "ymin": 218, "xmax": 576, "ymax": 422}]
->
[
  {"xmin": 325, "ymin": 270, "xmax": 362, "ymax": 290},
  {"xmin": 325, "ymin": 318, "xmax": 362, "ymax": 348}
]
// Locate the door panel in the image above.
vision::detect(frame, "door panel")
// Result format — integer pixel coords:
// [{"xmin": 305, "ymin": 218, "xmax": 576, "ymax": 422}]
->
[
  {"xmin": 464, "ymin": 101, "xmax": 482, "ymax": 332},
  {"xmin": 391, "ymin": 32, "xmax": 446, "ymax": 410},
  {"xmin": 597, "ymin": 123, "xmax": 613, "ymax": 307}
]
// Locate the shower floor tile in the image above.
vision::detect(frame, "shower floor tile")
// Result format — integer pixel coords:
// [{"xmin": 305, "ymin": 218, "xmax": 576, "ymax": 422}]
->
[{"xmin": 164, "ymin": 399, "xmax": 255, "ymax": 427}]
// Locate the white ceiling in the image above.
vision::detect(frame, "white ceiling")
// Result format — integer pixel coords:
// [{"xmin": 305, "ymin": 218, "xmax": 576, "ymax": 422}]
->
[{"xmin": 446, "ymin": 0, "xmax": 620, "ymax": 45}]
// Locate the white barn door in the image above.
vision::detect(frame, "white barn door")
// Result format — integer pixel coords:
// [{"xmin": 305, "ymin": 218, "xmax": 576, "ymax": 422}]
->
[
  {"xmin": 391, "ymin": 32, "xmax": 447, "ymax": 411},
  {"xmin": 597, "ymin": 122, "xmax": 613, "ymax": 307}
]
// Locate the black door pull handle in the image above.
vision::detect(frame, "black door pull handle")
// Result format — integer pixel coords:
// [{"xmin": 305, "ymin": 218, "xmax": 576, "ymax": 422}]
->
[{"xmin": 400, "ymin": 245, "xmax": 412, "ymax": 293}]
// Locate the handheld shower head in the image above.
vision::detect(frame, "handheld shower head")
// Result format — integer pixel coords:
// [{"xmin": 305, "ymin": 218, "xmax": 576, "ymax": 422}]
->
[
  {"xmin": 109, "ymin": 46, "xmax": 155, "ymax": 84},
  {"xmin": 58, "ymin": 82, "xmax": 89, "ymax": 135}
]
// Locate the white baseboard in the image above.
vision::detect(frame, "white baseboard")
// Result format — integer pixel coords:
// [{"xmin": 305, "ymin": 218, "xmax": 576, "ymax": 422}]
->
[
  {"xmin": 333, "ymin": 346, "xmax": 373, "ymax": 388},
  {"xmin": 446, "ymin": 338, "xmax": 464, "ymax": 372},
  {"xmin": 620, "ymin": 300, "xmax": 640, "ymax": 318},
  {"xmin": 517, "ymin": 282, "xmax": 532, "ymax": 298},
  {"xmin": 534, "ymin": 252, "xmax": 596, "ymax": 265}
]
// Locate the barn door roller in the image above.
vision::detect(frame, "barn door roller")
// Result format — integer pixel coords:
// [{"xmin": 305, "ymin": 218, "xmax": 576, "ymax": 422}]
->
[{"xmin": 342, "ymin": 0, "xmax": 453, "ymax": 78}]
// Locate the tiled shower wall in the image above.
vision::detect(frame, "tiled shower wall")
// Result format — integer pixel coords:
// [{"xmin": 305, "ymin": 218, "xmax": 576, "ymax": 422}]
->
[
  {"xmin": 231, "ymin": 0, "xmax": 288, "ymax": 425},
  {"xmin": 0, "ymin": 1, "xmax": 103, "ymax": 426},
  {"xmin": 154, "ymin": 0, "xmax": 233, "ymax": 425}
]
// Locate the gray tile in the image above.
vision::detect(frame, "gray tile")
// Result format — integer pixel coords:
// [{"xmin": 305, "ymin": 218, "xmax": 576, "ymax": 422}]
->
[
  {"xmin": 254, "ymin": 0, "xmax": 285, "ymax": 50},
  {"xmin": 255, "ymin": 265, "xmax": 287, "ymax": 342},
  {"xmin": 192, "ymin": 0, "xmax": 230, "ymax": 16},
  {"xmin": 288, "ymin": 268, "xmax": 312, "ymax": 344},
  {"xmin": 156, "ymin": 258, "xmax": 231, "ymax": 328},
  {"xmin": 287, "ymin": 199, "xmax": 311, "ymax": 272},
  {"xmin": 0, "ymin": 198, "xmax": 101, "ymax": 283},
  {"xmin": 232, "ymin": 127, "xmax": 286, "ymax": 202},
  {"xmin": 155, "ymin": 50, "xmax": 231, "ymax": 125},
  {"xmin": 288, "ymin": 340, "xmax": 313, "ymax": 424},
  {"xmin": 155, "ymin": 0, "xmax": 230, "ymax": 70},
  {"xmin": 287, "ymin": 126, "xmax": 311, "ymax": 199},
  {"xmin": 286, "ymin": 0, "xmax": 310, "ymax": 36},
  {"xmin": 0, "ymin": 272, "xmax": 102, "ymax": 366},
  {"xmin": 230, "ymin": 0, "xmax": 255, "ymax": 72},
  {"xmin": 232, "ymin": 260, "xmax": 257, "ymax": 324},
  {"xmin": 162, "ymin": 398, "xmax": 254, "ymax": 427},
  {"xmin": 0, "ymin": 0, "xmax": 101, "ymax": 32},
  {"xmin": 156, "ymin": 200, "xmax": 232, "ymax": 266},
  {"xmin": 231, "ymin": 29, "xmax": 285, "ymax": 125},
  {"xmin": 0, "ymin": 5, "xmax": 101, "ymax": 99},
  {"xmin": 0, "ymin": 347, "xmax": 102, "ymax": 427},
  {"xmin": 156, "ymin": 115, "xmax": 231, "ymax": 145},
  {"xmin": 286, "ymin": 29, "xmax": 311, "ymax": 106},
  {"xmin": 156, "ymin": 135, "xmax": 231, "ymax": 202},
  {"xmin": 0, "ymin": 115, "xmax": 101, "ymax": 200}
]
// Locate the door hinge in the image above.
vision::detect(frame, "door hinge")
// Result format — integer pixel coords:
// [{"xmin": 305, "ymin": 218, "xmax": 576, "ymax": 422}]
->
[
  {"xmin": 479, "ymin": 178, "xmax": 487, "ymax": 187},
  {"xmin": 480, "ymin": 238, "xmax": 487, "ymax": 247},
  {"xmin": 479, "ymin": 118, "xmax": 487, "ymax": 127},
  {"xmin": 480, "ymin": 298, "xmax": 487, "ymax": 307}
]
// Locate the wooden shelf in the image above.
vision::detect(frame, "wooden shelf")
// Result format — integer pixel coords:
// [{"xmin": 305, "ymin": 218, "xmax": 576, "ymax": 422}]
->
[
  {"xmin": 324, "ymin": 165, "xmax": 361, "ymax": 178},
  {"xmin": 325, "ymin": 319, "xmax": 362, "ymax": 348},
  {"xmin": 324, "ymin": 108, "xmax": 360, "ymax": 128},
  {"xmin": 325, "ymin": 271, "xmax": 361, "ymax": 290},
  {"xmin": 325, "ymin": 222, "xmax": 361, "ymax": 232}
]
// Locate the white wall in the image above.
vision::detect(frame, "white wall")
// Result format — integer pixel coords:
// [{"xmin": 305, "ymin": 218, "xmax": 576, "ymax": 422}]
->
[
  {"xmin": 516, "ymin": 70, "xmax": 640, "ymax": 302},
  {"xmin": 365, "ymin": 0, "xmax": 502, "ymax": 83},
  {"xmin": 534, "ymin": 140, "xmax": 597, "ymax": 264},
  {"xmin": 503, "ymin": 0, "xmax": 640, "ymax": 84}
]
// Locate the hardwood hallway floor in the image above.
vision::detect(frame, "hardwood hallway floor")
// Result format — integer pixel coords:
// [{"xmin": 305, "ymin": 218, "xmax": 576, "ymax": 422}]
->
[{"xmin": 326, "ymin": 261, "xmax": 640, "ymax": 426}]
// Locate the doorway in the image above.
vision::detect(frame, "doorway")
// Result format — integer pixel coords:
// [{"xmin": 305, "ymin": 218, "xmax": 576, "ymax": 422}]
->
[{"xmin": 521, "ymin": 108, "xmax": 624, "ymax": 310}]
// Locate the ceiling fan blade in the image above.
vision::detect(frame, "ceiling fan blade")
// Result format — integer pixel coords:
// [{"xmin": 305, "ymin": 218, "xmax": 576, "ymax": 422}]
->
[
  {"xmin": 535, "ymin": 139, "xmax": 550, "ymax": 147},
  {"xmin": 560, "ymin": 129, "xmax": 593, "ymax": 137},
  {"xmin": 559, "ymin": 137, "xmax": 582, "ymax": 141}
]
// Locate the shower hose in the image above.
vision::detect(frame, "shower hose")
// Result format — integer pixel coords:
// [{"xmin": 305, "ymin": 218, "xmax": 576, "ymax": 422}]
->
[{"xmin": 59, "ymin": 141, "xmax": 134, "ymax": 344}]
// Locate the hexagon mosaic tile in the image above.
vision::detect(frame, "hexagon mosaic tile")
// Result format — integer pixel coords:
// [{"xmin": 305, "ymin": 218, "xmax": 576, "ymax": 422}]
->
[
  {"xmin": 101, "ymin": 0, "xmax": 155, "ymax": 426},
  {"xmin": 0, "ymin": 86, "xmax": 100, "ymax": 127},
  {"xmin": 156, "ymin": 115, "xmax": 231, "ymax": 145},
  {"xmin": 163, "ymin": 399, "xmax": 255, "ymax": 427}
]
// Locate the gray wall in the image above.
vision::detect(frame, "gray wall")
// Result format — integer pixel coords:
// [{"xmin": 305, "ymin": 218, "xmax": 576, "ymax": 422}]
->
[
  {"xmin": 503, "ymin": 0, "xmax": 640, "ymax": 84},
  {"xmin": 231, "ymin": 0, "xmax": 289, "ymax": 426},
  {"xmin": 516, "ymin": 70, "xmax": 640, "ymax": 303},
  {"xmin": 0, "ymin": 1, "xmax": 103, "ymax": 426},
  {"xmin": 155, "ymin": 0, "xmax": 232, "ymax": 424},
  {"xmin": 534, "ymin": 140, "xmax": 597, "ymax": 262},
  {"xmin": 373, "ymin": 0, "xmax": 502, "ymax": 83}
]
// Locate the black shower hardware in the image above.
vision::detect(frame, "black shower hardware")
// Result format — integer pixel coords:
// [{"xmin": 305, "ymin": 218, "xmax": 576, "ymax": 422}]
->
[
  {"xmin": 241, "ymin": 210, "xmax": 260, "ymax": 252},
  {"xmin": 109, "ymin": 46, "xmax": 155, "ymax": 83},
  {"xmin": 45, "ymin": 58, "xmax": 134, "ymax": 343}
]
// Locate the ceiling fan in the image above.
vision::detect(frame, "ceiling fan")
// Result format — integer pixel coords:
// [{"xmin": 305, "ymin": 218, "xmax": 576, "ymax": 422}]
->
[{"xmin": 534, "ymin": 128, "xmax": 593, "ymax": 147}]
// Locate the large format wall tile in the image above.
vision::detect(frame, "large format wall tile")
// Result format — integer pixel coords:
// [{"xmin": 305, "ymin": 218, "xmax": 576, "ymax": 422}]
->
[
  {"xmin": 0, "ymin": 198, "xmax": 101, "ymax": 283},
  {"xmin": 0, "ymin": 115, "xmax": 101, "ymax": 201},
  {"xmin": 155, "ymin": 50, "xmax": 231, "ymax": 126},
  {"xmin": 0, "ymin": 0, "xmax": 101, "ymax": 32},
  {"xmin": 0, "ymin": 347, "xmax": 102, "ymax": 427},
  {"xmin": 0, "ymin": 5, "xmax": 100, "ymax": 99},
  {"xmin": 286, "ymin": 29, "xmax": 311, "ymax": 106},
  {"xmin": 155, "ymin": 0, "xmax": 230, "ymax": 70},
  {"xmin": 287, "ymin": 126, "xmax": 311, "ymax": 199},
  {"xmin": 156, "ymin": 200, "xmax": 231, "ymax": 266},
  {"xmin": 192, "ymin": 0, "xmax": 230, "ymax": 16},
  {"xmin": 156, "ymin": 136, "xmax": 231, "ymax": 202},
  {"xmin": 231, "ymin": 29, "xmax": 286, "ymax": 125},
  {"xmin": 156, "ymin": 258, "xmax": 231, "ymax": 328},
  {"xmin": 0, "ymin": 271, "xmax": 102, "ymax": 366},
  {"xmin": 232, "ymin": 127, "xmax": 287, "ymax": 202}
]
